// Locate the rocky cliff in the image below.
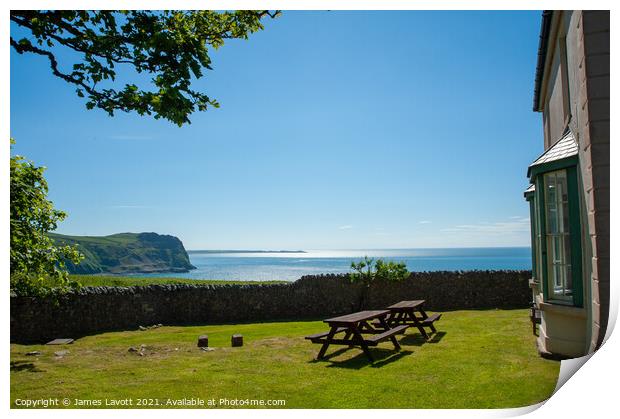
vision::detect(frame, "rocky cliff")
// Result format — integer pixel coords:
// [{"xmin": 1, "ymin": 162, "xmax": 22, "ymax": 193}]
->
[{"xmin": 49, "ymin": 232, "xmax": 196, "ymax": 274}]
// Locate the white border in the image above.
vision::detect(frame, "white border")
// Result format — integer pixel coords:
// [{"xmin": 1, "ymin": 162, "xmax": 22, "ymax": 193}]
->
[{"xmin": 3, "ymin": 2, "xmax": 617, "ymax": 418}]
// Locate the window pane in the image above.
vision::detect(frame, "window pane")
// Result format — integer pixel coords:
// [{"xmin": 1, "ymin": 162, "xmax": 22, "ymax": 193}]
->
[
  {"xmin": 544, "ymin": 170, "xmax": 573, "ymax": 302},
  {"xmin": 557, "ymin": 170, "xmax": 568, "ymax": 202},
  {"xmin": 553, "ymin": 236, "xmax": 562, "ymax": 263},
  {"xmin": 554, "ymin": 265, "xmax": 563, "ymax": 291},
  {"xmin": 546, "ymin": 173, "xmax": 557, "ymax": 203},
  {"xmin": 557, "ymin": 171, "xmax": 570, "ymax": 233},
  {"xmin": 562, "ymin": 202, "xmax": 570, "ymax": 233},
  {"xmin": 548, "ymin": 202, "xmax": 558, "ymax": 233}
]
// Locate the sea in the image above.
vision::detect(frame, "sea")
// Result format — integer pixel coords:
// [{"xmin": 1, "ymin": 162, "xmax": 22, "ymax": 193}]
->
[{"xmin": 132, "ymin": 247, "xmax": 531, "ymax": 282}]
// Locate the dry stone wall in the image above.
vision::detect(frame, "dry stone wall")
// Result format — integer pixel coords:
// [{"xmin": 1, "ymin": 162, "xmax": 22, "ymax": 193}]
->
[{"xmin": 10, "ymin": 270, "xmax": 531, "ymax": 343}]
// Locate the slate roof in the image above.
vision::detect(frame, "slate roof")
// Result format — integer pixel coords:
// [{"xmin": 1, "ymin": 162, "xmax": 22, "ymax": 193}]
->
[{"xmin": 529, "ymin": 131, "xmax": 578, "ymax": 168}]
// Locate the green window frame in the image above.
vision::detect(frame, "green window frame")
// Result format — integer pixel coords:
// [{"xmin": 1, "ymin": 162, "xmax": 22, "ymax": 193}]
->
[
  {"xmin": 529, "ymin": 163, "xmax": 583, "ymax": 307},
  {"xmin": 525, "ymin": 189, "xmax": 538, "ymax": 281}
]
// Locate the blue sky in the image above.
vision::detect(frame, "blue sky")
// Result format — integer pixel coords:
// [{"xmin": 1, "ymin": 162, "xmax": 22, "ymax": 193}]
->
[{"xmin": 10, "ymin": 10, "xmax": 543, "ymax": 250}]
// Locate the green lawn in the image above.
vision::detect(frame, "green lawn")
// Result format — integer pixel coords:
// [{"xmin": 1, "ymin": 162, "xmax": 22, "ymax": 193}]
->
[
  {"xmin": 71, "ymin": 275, "xmax": 287, "ymax": 287},
  {"xmin": 10, "ymin": 309, "xmax": 559, "ymax": 409}
]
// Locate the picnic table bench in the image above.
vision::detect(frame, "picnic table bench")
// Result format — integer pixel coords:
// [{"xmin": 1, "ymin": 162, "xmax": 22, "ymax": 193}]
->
[
  {"xmin": 381, "ymin": 300, "xmax": 441, "ymax": 340},
  {"xmin": 305, "ymin": 310, "xmax": 408, "ymax": 362}
]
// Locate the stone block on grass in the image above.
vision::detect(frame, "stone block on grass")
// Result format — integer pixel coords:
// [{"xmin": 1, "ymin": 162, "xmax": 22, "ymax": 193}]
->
[
  {"xmin": 231, "ymin": 334, "xmax": 243, "ymax": 347},
  {"xmin": 197, "ymin": 335, "xmax": 209, "ymax": 348},
  {"xmin": 46, "ymin": 338, "xmax": 74, "ymax": 345}
]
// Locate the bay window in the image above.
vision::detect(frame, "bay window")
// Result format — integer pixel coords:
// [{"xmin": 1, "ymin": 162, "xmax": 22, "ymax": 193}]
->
[{"xmin": 526, "ymin": 131, "xmax": 583, "ymax": 307}]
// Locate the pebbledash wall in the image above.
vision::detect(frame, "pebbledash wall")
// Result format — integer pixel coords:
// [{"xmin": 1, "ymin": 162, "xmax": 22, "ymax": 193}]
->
[{"xmin": 11, "ymin": 271, "xmax": 531, "ymax": 343}]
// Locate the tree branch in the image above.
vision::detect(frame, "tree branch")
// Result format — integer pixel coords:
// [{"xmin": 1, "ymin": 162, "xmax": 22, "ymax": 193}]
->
[{"xmin": 10, "ymin": 37, "xmax": 104, "ymax": 100}]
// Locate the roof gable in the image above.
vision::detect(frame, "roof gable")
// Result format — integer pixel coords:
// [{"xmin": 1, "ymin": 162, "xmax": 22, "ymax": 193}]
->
[{"xmin": 527, "ymin": 130, "xmax": 578, "ymax": 178}]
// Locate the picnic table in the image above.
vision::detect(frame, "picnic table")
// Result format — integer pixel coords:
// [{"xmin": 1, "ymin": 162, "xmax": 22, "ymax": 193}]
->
[
  {"xmin": 305, "ymin": 310, "xmax": 408, "ymax": 362},
  {"xmin": 383, "ymin": 300, "xmax": 441, "ymax": 340}
]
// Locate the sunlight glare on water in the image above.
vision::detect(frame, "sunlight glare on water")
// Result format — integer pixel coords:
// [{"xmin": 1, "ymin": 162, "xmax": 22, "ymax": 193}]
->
[{"xmin": 129, "ymin": 248, "xmax": 532, "ymax": 282}]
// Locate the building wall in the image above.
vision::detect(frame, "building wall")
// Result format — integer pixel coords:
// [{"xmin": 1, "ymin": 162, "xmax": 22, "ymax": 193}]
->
[
  {"xmin": 579, "ymin": 11, "xmax": 610, "ymax": 351},
  {"xmin": 545, "ymin": 48, "xmax": 565, "ymax": 145},
  {"xmin": 538, "ymin": 301, "xmax": 588, "ymax": 357},
  {"xmin": 536, "ymin": 10, "xmax": 610, "ymax": 356},
  {"xmin": 541, "ymin": 12, "xmax": 574, "ymax": 146}
]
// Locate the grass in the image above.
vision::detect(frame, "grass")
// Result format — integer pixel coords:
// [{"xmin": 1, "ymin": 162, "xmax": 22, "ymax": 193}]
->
[
  {"xmin": 10, "ymin": 309, "xmax": 559, "ymax": 409},
  {"xmin": 71, "ymin": 275, "xmax": 287, "ymax": 287}
]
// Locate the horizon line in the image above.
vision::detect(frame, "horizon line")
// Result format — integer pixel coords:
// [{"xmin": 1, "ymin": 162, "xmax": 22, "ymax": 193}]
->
[{"xmin": 186, "ymin": 245, "xmax": 532, "ymax": 252}]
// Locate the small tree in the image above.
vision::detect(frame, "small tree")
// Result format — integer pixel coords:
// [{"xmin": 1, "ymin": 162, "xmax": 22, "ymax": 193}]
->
[
  {"xmin": 10, "ymin": 139, "xmax": 83, "ymax": 296},
  {"xmin": 349, "ymin": 256, "xmax": 409, "ymax": 310}
]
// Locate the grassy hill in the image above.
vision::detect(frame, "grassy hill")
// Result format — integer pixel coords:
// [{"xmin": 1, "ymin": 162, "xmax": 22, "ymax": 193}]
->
[{"xmin": 49, "ymin": 232, "xmax": 196, "ymax": 275}]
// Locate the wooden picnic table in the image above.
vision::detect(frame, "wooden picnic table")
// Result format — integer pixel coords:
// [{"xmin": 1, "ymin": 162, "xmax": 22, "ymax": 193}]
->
[
  {"xmin": 305, "ymin": 310, "xmax": 408, "ymax": 362},
  {"xmin": 384, "ymin": 300, "xmax": 441, "ymax": 340}
]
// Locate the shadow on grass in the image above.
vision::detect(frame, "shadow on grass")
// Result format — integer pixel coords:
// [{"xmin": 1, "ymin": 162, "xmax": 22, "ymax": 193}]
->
[
  {"xmin": 10, "ymin": 361, "xmax": 43, "ymax": 373},
  {"xmin": 310, "ymin": 348, "xmax": 414, "ymax": 369},
  {"xmin": 399, "ymin": 331, "xmax": 447, "ymax": 346}
]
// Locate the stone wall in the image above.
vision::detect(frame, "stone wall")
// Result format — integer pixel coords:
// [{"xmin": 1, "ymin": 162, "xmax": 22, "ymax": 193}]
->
[{"xmin": 10, "ymin": 270, "xmax": 531, "ymax": 343}]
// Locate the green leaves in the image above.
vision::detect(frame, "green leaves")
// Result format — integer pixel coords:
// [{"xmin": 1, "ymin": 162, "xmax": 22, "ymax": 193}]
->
[
  {"xmin": 10, "ymin": 138, "xmax": 83, "ymax": 296},
  {"xmin": 374, "ymin": 259, "xmax": 409, "ymax": 282},
  {"xmin": 10, "ymin": 10, "xmax": 279, "ymax": 126},
  {"xmin": 349, "ymin": 256, "xmax": 409, "ymax": 286}
]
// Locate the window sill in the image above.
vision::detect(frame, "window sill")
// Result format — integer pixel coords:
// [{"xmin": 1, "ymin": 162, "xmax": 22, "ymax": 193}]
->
[{"xmin": 539, "ymin": 301, "xmax": 586, "ymax": 319}]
